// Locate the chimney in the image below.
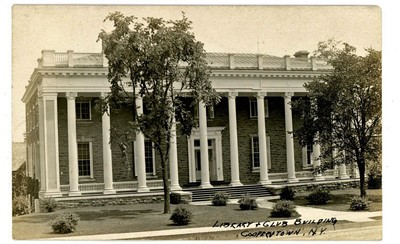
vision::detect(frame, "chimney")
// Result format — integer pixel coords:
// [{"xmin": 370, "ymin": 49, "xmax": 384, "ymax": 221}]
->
[{"xmin": 294, "ymin": 50, "xmax": 310, "ymax": 59}]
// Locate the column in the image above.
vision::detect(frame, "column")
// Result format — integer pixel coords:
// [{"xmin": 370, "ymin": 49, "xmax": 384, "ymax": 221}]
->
[
  {"xmin": 256, "ymin": 92, "xmax": 271, "ymax": 185},
  {"xmin": 312, "ymin": 137, "xmax": 325, "ymax": 181},
  {"xmin": 283, "ymin": 92, "xmax": 299, "ymax": 183},
  {"xmin": 228, "ymin": 92, "xmax": 242, "ymax": 186},
  {"xmin": 66, "ymin": 92, "xmax": 81, "ymax": 196},
  {"xmin": 199, "ymin": 101, "xmax": 212, "ymax": 188},
  {"xmin": 38, "ymin": 93, "xmax": 62, "ymax": 197},
  {"xmin": 334, "ymin": 149, "xmax": 349, "ymax": 179},
  {"xmin": 169, "ymin": 111, "xmax": 182, "ymax": 191},
  {"xmin": 135, "ymin": 96, "xmax": 149, "ymax": 192},
  {"xmin": 101, "ymin": 93, "xmax": 116, "ymax": 194}
]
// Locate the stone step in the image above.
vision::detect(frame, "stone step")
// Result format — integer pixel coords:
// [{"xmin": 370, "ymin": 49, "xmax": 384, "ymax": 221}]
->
[{"xmin": 184, "ymin": 184, "xmax": 273, "ymax": 202}]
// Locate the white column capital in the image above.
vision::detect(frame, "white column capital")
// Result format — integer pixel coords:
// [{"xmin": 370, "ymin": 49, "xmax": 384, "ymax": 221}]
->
[
  {"xmin": 283, "ymin": 92, "xmax": 294, "ymax": 99},
  {"xmin": 66, "ymin": 92, "xmax": 78, "ymax": 100},
  {"xmin": 255, "ymin": 92, "xmax": 267, "ymax": 99},
  {"xmin": 227, "ymin": 91, "xmax": 238, "ymax": 99}
]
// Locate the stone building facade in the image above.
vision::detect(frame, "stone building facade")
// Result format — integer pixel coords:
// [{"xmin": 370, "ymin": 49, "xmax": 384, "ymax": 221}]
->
[{"xmin": 22, "ymin": 50, "xmax": 353, "ymax": 198}]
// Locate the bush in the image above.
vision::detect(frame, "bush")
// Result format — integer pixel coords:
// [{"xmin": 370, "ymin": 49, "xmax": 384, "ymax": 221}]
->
[
  {"xmin": 306, "ymin": 187, "xmax": 331, "ymax": 205},
  {"xmin": 12, "ymin": 195, "xmax": 30, "ymax": 216},
  {"xmin": 350, "ymin": 196, "xmax": 370, "ymax": 211},
  {"xmin": 170, "ymin": 206, "xmax": 193, "ymax": 225},
  {"xmin": 270, "ymin": 200, "xmax": 298, "ymax": 218},
  {"xmin": 279, "ymin": 186, "xmax": 296, "ymax": 200},
  {"xmin": 238, "ymin": 194, "xmax": 258, "ymax": 210},
  {"xmin": 50, "ymin": 213, "xmax": 80, "ymax": 234},
  {"xmin": 211, "ymin": 191, "xmax": 230, "ymax": 206},
  {"xmin": 40, "ymin": 198, "xmax": 59, "ymax": 212},
  {"xmin": 368, "ymin": 174, "xmax": 382, "ymax": 189}
]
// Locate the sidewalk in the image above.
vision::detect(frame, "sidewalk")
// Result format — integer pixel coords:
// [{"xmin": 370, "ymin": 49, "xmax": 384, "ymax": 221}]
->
[{"xmin": 47, "ymin": 197, "xmax": 382, "ymax": 240}]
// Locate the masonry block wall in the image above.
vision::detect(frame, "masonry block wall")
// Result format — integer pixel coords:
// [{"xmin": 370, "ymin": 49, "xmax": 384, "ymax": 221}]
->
[{"xmin": 58, "ymin": 97, "xmax": 104, "ymax": 185}]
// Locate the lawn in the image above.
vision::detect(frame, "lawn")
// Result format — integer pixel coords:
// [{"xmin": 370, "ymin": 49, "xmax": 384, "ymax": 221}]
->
[
  {"xmin": 13, "ymin": 202, "xmax": 284, "ymax": 240},
  {"xmin": 287, "ymin": 188, "xmax": 382, "ymax": 212}
]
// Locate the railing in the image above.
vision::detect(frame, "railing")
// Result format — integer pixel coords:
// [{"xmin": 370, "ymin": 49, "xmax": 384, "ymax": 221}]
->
[
  {"xmin": 38, "ymin": 50, "xmax": 332, "ymax": 71},
  {"xmin": 60, "ymin": 179, "xmax": 167, "ymax": 194}
]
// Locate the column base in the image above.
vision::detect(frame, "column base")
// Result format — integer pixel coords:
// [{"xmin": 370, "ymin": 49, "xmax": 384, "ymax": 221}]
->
[
  {"xmin": 287, "ymin": 178, "xmax": 299, "ymax": 183},
  {"xmin": 137, "ymin": 186, "xmax": 150, "ymax": 192},
  {"xmin": 103, "ymin": 189, "xmax": 116, "ymax": 195},
  {"xmin": 171, "ymin": 185, "xmax": 183, "ymax": 192},
  {"xmin": 258, "ymin": 180, "xmax": 272, "ymax": 185},
  {"xmin": 199, "ymin": 183, "xmax": 213, "ymax": 188},
  {"xmin": 229, "ymin": 182, "xmax": 243, "ymax": 187},
  {"xmin": 40, "ymin": 190, "xmax": 63, "ymax": 198},
  {"xmin": 314, "ymin": 175, "xmax": 325, "ymax": 181},
  {"xmin": 68, "ymin": 190, "xmax": 82, "ymax": 197},
  {"xmin": 339, "ymin": 175, "xmax": 350, "ymax": 180}
]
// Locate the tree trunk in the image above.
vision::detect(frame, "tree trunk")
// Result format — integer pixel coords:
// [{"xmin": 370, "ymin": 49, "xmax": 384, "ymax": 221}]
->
[
  {"xmin": 159, "ymin": 153, "xmax": 171, "ymax": 214},
  {"xmin": 358, "ymin": 159, "xmax": 367, "ymax": 198}
]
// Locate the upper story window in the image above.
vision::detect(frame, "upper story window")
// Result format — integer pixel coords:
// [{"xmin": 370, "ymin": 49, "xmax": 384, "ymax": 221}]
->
[
  {"xmin": 249, "ymin": 98, "xmax": 269, "ymax": 118},
  {"xmin": 194, "ymin": 104, "xmax": 215, "ymax": 119},
  {"xmin": 76, "ymin": 100, "xmax": 91, "ymax": 120}
]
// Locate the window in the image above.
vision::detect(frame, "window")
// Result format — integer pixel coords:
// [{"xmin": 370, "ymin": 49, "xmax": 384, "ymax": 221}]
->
[
  {"xmin": 251, "ymin": 135, "xmax": 271, "ymax": 171},
  {"xmin": 78, "ymin": 142, "xmax": 93, "ymax": 178},
  {"xmin": 76, "ymin": 100, "xmax": 91, "ymax": 120},
  {"xmin": 144, "ymin": 139, "xmax": 156, "ymax": 175},
  {"xmin": 194, "ymin": 104, "xmax": 215, "ymax": 119},
  {"xmin": 302, "ymin": 143, "xmax": 313, "ymax": 168},
  {"xmin": 249, "ymin": 98, "xmax": 269, "ymax": 118}
]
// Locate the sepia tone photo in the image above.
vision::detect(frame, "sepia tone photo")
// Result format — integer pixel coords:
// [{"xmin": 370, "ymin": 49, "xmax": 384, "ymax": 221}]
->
[{"xmin": 11, "ymin": 5, "xmax": 382, "ymax": 240}]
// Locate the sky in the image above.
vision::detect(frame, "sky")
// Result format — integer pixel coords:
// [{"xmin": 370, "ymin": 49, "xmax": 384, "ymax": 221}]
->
[{"xmin": 11, "ymin": 4, "xmax": 382, "ymax": 142}]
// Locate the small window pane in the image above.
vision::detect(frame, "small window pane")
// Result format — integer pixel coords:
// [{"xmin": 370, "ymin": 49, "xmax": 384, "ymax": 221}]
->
[{"xmin": 194, "ymin": 140, "xmax": 200, "ymax": 147}]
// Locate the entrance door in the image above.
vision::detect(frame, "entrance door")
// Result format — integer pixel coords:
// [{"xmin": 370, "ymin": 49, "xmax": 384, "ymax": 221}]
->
[{"xmin": 193, "ymin": 139, "xmax": 217, "ymax": 182}]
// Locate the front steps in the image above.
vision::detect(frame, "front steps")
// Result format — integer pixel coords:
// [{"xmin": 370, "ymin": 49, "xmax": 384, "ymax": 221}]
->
[{"xmin": 184, "ymin": 184, "xmax": 273, "ymax": 202}]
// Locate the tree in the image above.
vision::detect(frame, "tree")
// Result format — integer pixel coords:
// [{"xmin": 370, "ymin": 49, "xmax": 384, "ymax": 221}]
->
[
  {"xmin": 97, "ymin": 12, "xmax": 219, "ymax": 213},
  {"xmin": 293, "ymin": 40, "xmax": 381, "ymax": 198}
]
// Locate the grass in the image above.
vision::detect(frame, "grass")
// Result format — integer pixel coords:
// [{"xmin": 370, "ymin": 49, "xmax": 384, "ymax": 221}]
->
[
  {"xmin": 13, "ymin": 203, "xmax": 283, "ymax": 240},
  {"xmin": 276, "ymin": 188, "xmax": 382, "ymax": 212}
]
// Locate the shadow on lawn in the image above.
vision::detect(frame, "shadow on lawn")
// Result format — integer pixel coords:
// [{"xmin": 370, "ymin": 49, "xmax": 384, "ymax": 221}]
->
[{"xmin": 75, "ymin": 209, "xmax": 158, "ymax": 221}]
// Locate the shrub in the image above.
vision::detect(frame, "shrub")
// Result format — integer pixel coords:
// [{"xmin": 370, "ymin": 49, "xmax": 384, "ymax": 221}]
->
[
  {"xmin": 50, "ymin": 213, "xmax": 80, "ymax": 234},
  {"xmin": 350, "ymin": 196, "xmax": 370, "ymax": 211},
  {"xmin": 270, "ymin": 200, "xmax": 298, "ymax": 218},
  {"xmin": 306, "ymin": 187, "xmax": 331, "ymax": 205},
  {"xmin": 12, "ymin": 195, "xmax": 30, "ymax": 216},
  {"xmin": 279, "ymin": 186, "xmax": 296, "ymax": 201},
  {"xmin": 170, "ymin": 206, "xmax": 193, "ymax": 225},
  {"xmin": 40, "ymin": 198, "xmax": 59, "ymax": 212},
  {"xmin": 238, "ymin": 194, "xmax": 258, "ymax": 210},
  {"xmin": 211, "ymin": 191, "xmax": 230, "ymax": 206},
  {"xmin": 368, "ymin": 174, "xmax": 382, "ymax": 189}
]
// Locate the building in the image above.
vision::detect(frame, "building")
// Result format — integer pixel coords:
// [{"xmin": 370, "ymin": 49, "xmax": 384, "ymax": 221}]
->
[{"xmin": 22, "ymin": 50, "xmax": 354, "ymax": 198}]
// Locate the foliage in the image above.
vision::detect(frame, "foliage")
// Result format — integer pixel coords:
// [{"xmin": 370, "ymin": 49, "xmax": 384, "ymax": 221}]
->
[
  {"xmin": 98, "ymin": 12, "xmax": 220, "ymax": 214},
  {"xmin": 279, "ymin": 186, "xmax": 296, "ymax": 201},
  {"xmin": 368, "ymin": 174, "xmax": 382, "ymax": 189},
  {"xmin": 306, "ymin": 187, "xmax": 331, "ymax": 205},
  {"xmin": 211, "ymin": 191, "xmax": 230, "ymax": 206},
  {"xmin": 270, "ymin": 200, "xmax": 298, "ymax": 218},
  {"xmin": 40, "ymin": 198, "xmax": 59, "ymax": 212},
  {"xmin": 238, "ymin": 194, "xmax": 258, "ymax": 210},
  {"xmin": 349, "ymin": 196, "xmax": 370, "ymax": 211},
  {"xmin": 50, "ymin": 213, "xmax": 80, "ymax": 234},
  {"xmin": 12, "ymin": 169, "xmax": 40, "ymax": 216},
  {"xmin": 12, "ymin": 195, "xmax": 30, "ymax": 216},
  {"xmin": 169, "ymin": 206, "xmax": 193, "ymax": 225},
  {"xmin": 293, "ymin": 40, "xmax": 382, "ymax": 198}
]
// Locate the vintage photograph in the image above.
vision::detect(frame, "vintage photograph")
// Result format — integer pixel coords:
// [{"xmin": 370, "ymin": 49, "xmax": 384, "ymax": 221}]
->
[{"xmin": 11, "ymin": 4, "xmax": 382, "ymax": 240}]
